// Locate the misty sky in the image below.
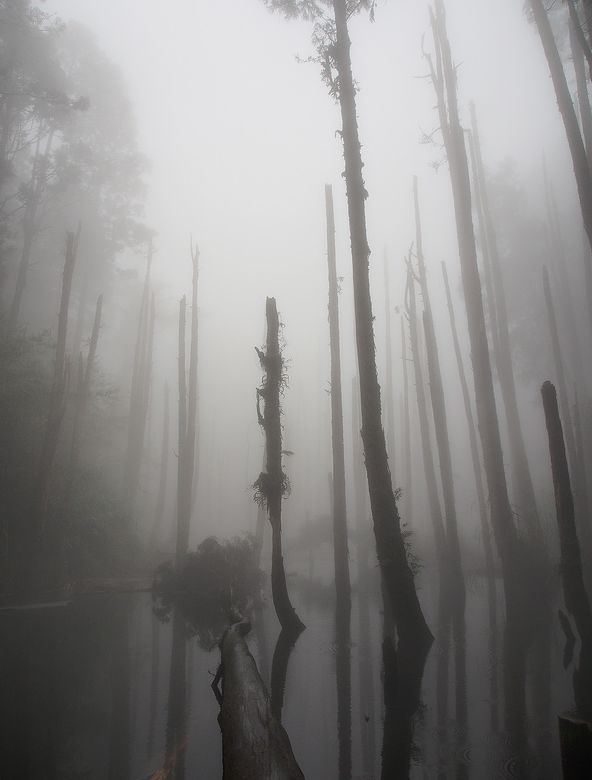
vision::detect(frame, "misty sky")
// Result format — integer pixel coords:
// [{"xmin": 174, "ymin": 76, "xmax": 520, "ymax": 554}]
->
[{"xmin": 42, "ymin": 0, "xmax": 577, "ymax": 540}]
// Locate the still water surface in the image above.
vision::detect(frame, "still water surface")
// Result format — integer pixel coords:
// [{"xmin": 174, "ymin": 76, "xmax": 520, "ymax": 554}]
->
[{"xmin": 0, "ymin": 570, "xmax": 575, "ymax": 779}]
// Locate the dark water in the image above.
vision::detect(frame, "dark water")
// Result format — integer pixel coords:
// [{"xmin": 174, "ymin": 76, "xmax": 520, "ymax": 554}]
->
[{"xmin": 0, "ymin": 570, "xmax": 577, "ymax": 779}]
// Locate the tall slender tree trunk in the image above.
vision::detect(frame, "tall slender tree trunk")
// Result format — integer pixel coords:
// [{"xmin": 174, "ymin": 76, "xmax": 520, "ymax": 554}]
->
[
  {"xmin": 570, "ymin": 5, "xmax": 592, "ymax": 167},
  {"xmin": 176, "ymin": 296, "xmax": 188, "ymax": 567},
  {"xmin": 414, "ymin": 176, "xmax": 464, "ymax": 600},
  {"xmin": 429, "ymin": 1, "xmax": 519, "ymax": 609},
  {"xmin": 325, "ymin": 184, "xmax": 351, "ymax": 618},
  {"xmin": 65, "ymin": 293, "xmax": 103, "ymax": 506},
  {"xmin": 541, "ymin": 381, "xmax": 592, "ymax": 641},
  {"xmin": 33, "ymin": 228, "xmax": 79, "ymax": 533},
  {"xmin": 405, "ymin": 265, "xmax": 446, "ymax": 563},
  {"xmin": 383, "ymin": 252, "xmax": 396, "ymax": 476},
  {"xmin": 331, "ymin": 0, "xmax": 431, "ymax": 645},
  {"xmin": 441, "ymin": 263, "xmax": 495, "ymax": 582},
  {"xmin": 401, "ymin": 318, "xmax": 413, "ymax": 527},
  {"xmin": 529, "ymin": 0, "xmax": 592, "ymax": 323},
  {"xmin": 352, "ymin": 377, "xmax": 376, "ymax": 778},
  {"xmin": 470, "ymin": 106, "xmax": 543, "ymax": 546},
  {"xmin": 151, "ymin": 382, "xmax": 170, "ymax": 550},
  {"xmin": 325, "ymin": 183, "xmax": 351, "ymax": 780},
  {"xmin": 124, "ymin": 245, "xmax": 154, "ymax": 515},
  {"xmin": 255, "ymin": 297, "xmax": 304, "ymax": 635}
]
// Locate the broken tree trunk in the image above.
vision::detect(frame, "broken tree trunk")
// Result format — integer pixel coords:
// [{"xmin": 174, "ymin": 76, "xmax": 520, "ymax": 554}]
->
[
  {"xmin": 442, "ymin": 263, "xmax": 496, "ymax": 586},
  {"xmin": 541, "ymin": 381, "xmax": 592, "ymax": 641},
  {"xmin": 414, "ymin": 176, "xmax": 464, "ymax": 601},
  {"xmin": 255, "ymin": 297, "xmax": 304, "ymax": 635},
  {"xmin": 405, "ymin": 264, "xmax": 446, "ymax": 564},
  {"xmin": 470, "ymin": 106, "xmax": 543, "ymax": 546},
  {"xmin": 529, "ymin": 0, "xmax": 592, "ymax": 323},
  {"xmin": 383, "ymin": 251, "xmax": 396, "ymax": 477},
  {"xmin": 428, "ymin": 0, "xmax": 519, "ymax": 609},
  {"xmin": 177, "ymin": 243, "xmax": 200, "ymax": 559},
  {"xmin": 331, "ymin": 0, "xmax": 431, "ymax": 646},
  {"xmin": 325, "ymin": 183, "xmax": 351, "ymax": 618},
  {"xmin": 176, "ymin": 296, "xmax": 188, "ymax": 567},
  {"xmin": 150, "ymin": 382, "xmax": 170, "ymax": 550},
  {"xmin": 65, "ymin": 293, "xmax": 103, "ymax": 505},
  {"xmin": 216, "ymin": 622, "xmax": 304, "ymax": 780},
  {"xmin": 33, "ymin": 228, "xmax": 79, "ymax": 532}
]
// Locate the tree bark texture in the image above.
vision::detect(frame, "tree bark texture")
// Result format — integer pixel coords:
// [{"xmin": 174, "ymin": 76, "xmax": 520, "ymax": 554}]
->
[
  {"xmin": 429, "ymin": 1, "xmax": 519, "ymax": 602},
  {"xmin": 217, "ymin": 622, "xmax": 304, "ymax": 780},
  {"xmin": 325, "ymin": 183, "xmax": 352, "ymax": 619},
  {"xmin": 541, "ymin": 381, "xmax": 592, "ymax": 641},
  {"xmin": 331, "ymin": 0, "xmax": 431, "ymax": 645},
  {"xmin": 414, "ymin": 176, "xmax": 464, "ymax": 599},
  {"xmin": 469, "ymin": 106, "xmax": 543, "ymax": 546},
  {"xmin": 529, "ymin": 0, "xmax": 592, "ymax": 318},
  {"xmin": 256, "ymin": 297, "xmax": 304, "ymax": 634}
]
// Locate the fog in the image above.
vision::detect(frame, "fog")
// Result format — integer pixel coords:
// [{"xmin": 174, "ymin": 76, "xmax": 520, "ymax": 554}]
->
[{"xmin": 2, "ymin": 0, "xmax": 592, "ymax": 777}]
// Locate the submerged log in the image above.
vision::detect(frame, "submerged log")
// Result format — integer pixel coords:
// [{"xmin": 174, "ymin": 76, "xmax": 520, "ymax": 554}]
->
[{"xmin": 216, "ymin": 622, "xmax": 304, "ymax": 780}]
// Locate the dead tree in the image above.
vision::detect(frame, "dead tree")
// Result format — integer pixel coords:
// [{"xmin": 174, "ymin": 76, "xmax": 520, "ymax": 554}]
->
[
  {"xmin": 352, "ymin": 377, "xmax": 376, "ymax": 777},
  {"xmin": 469, "ymin": 107, "xmax": 543, "ymax": 546},
  {"xmin": 65, "ymin": 293, "xmax": 103, "ymax": 505},
  {"xmin": 401, "ymin": 319, "xmax": 413, "ymax": 527},
  {"xmin": 529, "ymin": 0, "xmax": 592, "ymax": 323},
  {"xmin": 541, "ymin": 381, "xmax": 592, "ymax": 640},
  {"xmin": 325, "ymin": 183, "xmax": 351, "ymax": 618},
  {"xmin": 569, "ymin": 3, "xmax": 592, "ymax": 166},
  {"xmin": 215, "ymin": 622, "xmax": 304, "ymax": 780},
  {"xmin": 441, "ymin": 263, "xmax": 495, "ymax": 584},
  {"xmin": 405, "ymin": 264, "xmax": 446, "ymax": 564},
  {"xmin": 414, "ymin": 176, "xmax": 464, "ymax": 600},
  {"xmin": 150, "ymin": 382, "xmax": 170, "ymax": 550},
  {"xmin": 428, "ymin": 1, "xmax": 520, "ymax": 606},
  {"xmin": 330, "ymin": 0, "xmax": 431, "ymax": 645},
  {"xmin": 124, "ymin": 244, "xmax": 154, "ymax": 515},
  {"xmin": 383, "ymin": 251, "xmax": 396, "ymax": 476},
  {"xmin": 175, "ymin": 243, "xmax": 200, "ymax": 564},
  {"xmin": 32, "ymin": 228, "xmax": 79, "ymax": 531},
  {"xmin": 254, "ymin": 297, "xmax": 304, "ymax": 635}
]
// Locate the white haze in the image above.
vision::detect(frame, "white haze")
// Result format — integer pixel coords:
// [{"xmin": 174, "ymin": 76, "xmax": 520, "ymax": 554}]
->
[{"xmin": 43, "ymin": 0, "xmax": 581, "ymax": 547}]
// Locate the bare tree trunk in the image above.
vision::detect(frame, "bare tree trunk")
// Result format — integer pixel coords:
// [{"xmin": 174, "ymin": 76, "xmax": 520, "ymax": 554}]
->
[
  {"xmin": 543, "ymin": 267, "xmax": 577, "ymax": 469},
  {"xmin": 428, "ymin": 1, "xmax": 519, "ymax": 607},
  {"xmin": 414, "ymin": 176, "xmax": 464, "ymax": 600},
  {"xmin": 529, "ymin": 0, "xmax": 592, "ymax": 320},
  {"xmin": 405, "ymin": 265, "xmax": 446, "ymax": 563},
  {"xmin": 541, "ymin": 381, "xmax": 592, "ymax": 640},
  {"xmin": 351, "ymin": 378, "xmax": 376, "ymax": 778},
  {"xmin": 177, "ymin": 243, "xmax": 199, "ymax": 558},
  {"xmin": 217, "ymin": 622, "xmax": 304, "ymax": 780},
  {"xmin": 325, "ymin": 184, "xmax": 351, "ymax": 618},
  {"xmin": 33, "ymin": 229, "xmax": 79, "ymax": 531},
  {"xmin": 570, "ymin": 4, "xmax": 592, "ymax": 167},
  {"xmin": 325, "ymin": 183, "xmax": 351, "ymax": 779},
  {"xmin": 331, "ymin": 0, "xmax": 431, "ymax": 645},
  {"xmin": 383, "ymin": 252, "xmax": 396, "ymax": 476},
  {"xmin": 469, "ymin": 106, "xmax": 543, "ymax": 546},
  {"xmin": 124, "ymin": 245, "xmax": 154, "ymax": 515},
  {"xmin": 65, "ymin": 293, "xmax": 103, "ymax": 505},
  {"xmin": 401, "ymin": 318, "xmax": 413, "ymax": 527},
  {"xmin": 255, "ymin": 297, "xmax": 304, "ymax": 634},
  {"xmin": 441, "ymin": 263, "xmax": 495, "ymax": 583},
  {"xmin": 176, "ymin": 297, "xmax": 188, "ymax": 567},
  {"xmin": 151, "ymin": 382, "xmax": 170, "ymax": 550}
]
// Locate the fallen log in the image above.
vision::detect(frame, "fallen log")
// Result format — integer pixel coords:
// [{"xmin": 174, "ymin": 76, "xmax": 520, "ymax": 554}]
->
[{"xmin": 215, "ymin": 621, "xmax": 304, "ymax": 780}]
